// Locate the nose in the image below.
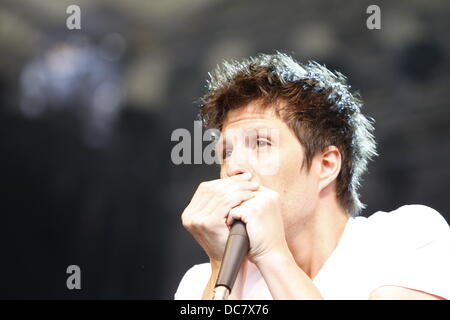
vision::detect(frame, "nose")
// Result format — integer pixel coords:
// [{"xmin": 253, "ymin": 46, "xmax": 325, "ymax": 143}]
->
[{"xmin": 225, "ymin": 148, "xmax": 250, "ymax": 178}]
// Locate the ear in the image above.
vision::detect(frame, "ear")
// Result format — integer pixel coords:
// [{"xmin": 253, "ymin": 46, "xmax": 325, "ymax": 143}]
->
[{"xmin": 315, "ymin": 145, "xmax": 341, "ymax": 192}]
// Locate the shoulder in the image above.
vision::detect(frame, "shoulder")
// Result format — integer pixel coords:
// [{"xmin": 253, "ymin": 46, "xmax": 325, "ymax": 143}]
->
[
  {"xmin": 174, "ymin": 263, "xmax": 211, "ymax": 300},
  {"xmin": 368, "ymin": 204, "xmax": 447, "ymax": 226},
  {"xmin": 365, "ymin": 205, "xmax": 450, "ymax": 299},
  {"xmin": 367, "ymin": 204, "xmax": 449, "ymax": 248}
]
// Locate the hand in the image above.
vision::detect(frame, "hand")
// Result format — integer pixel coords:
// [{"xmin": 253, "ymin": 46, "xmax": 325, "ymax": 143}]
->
[
  {"xmin": 226, "ymin": 185, "xmax": 289, "ymax": 264},
  {"xmin": 181, "ymin": 172, "xmax": 259, "ymax": 262}
]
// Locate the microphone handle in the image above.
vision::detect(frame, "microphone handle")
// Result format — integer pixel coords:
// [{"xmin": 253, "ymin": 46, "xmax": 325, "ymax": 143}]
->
[{"xmin": 214, "ymin": 220, "xmax": 249, "ymax": 299}]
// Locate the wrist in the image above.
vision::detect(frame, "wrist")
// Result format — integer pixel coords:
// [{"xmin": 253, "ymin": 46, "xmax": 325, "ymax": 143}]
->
[
  {"xmin": 253, "ymin": 247, "xmax": 295, "ymax": 269},
  {"xmin": 203, "ymin": 259, "xmax": 222, "ymax": 300},
  {"xmin": 210, "ymin": 258, "xmax": 221, "ymax": 270}
]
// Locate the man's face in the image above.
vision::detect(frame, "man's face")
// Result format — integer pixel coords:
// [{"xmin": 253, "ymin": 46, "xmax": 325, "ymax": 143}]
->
[{"xmin": 217, "ymin": 100, "xmax": 319, "ymax": 232}]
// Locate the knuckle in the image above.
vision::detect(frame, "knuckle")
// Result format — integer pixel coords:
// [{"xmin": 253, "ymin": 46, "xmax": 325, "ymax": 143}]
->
[
  {"xmin": 181, "ymin": 216, "xmax": 191, "ymax": 229},
  {"xmin": 181, "ymin": 209, "xmax": 188, "ymax": 220},
  {"xmin": 196, "ymin": 219, "xmax": 208, "ymax": 231},
  {"xmin": 182, "ymin": 212, "xmax": 205, "ymax": 230}
]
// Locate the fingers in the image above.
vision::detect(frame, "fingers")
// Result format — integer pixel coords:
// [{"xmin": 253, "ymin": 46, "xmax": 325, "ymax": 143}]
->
[
  {"xmin": 203, "ymin": 189, "xmax": 255, "ymax": 220},
  {"xmin": 223, "ymin": 190, "xmax": 255, "ymax": 209},
  {"xmin": 227, "ymin": 206, "xmax": 250, "ymax": 226},
  {"xmin": 225, "ymin": 180, "xmax": 259, "ymax": 194},
  {"xmin": 193, "ymin": 173, "xmax": 255, "ymax": 206},
  {"xmin": 226, "ymin": 188, "xmax": 277, "ymax": 226},
  {"xmin": 210, "ymin": 172, "xmax": 254, "ymax": 191},
  {"xmin": 183, "ymin": 172, "xmax": 259, "ymax": 227},
  {"xmin": 195, "ymin": 178, "xmax": 259, "ymax": 216}
]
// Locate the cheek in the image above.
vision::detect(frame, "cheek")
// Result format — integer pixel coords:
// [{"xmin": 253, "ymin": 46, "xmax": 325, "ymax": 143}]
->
[
  {"xmin": 258, "ymin": 153, "xmax": 301, "ymax": 194},
  {"xmin": 268, "ymin": 154, "xmax": 314, "ymax": 211},
  {"xmin": 278, "ymin": 149, "xmax": 303, "ymax": 185}
]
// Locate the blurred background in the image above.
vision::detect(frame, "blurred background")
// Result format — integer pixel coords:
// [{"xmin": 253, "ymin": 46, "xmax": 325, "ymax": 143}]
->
[{"xmin": 0, "ymin": 0, "xmax": 449, "ymax": 299}]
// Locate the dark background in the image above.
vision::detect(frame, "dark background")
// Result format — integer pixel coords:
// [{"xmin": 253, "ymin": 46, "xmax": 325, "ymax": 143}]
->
[{"xmin": 0, "ymin": 0, "xmax": 449, "ymax": 299}]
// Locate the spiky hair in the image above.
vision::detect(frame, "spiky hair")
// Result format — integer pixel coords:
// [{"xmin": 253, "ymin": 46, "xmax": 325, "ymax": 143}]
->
[{"xmin": 200, "ymin": 52, "xmax": 377, "ymax": 216}]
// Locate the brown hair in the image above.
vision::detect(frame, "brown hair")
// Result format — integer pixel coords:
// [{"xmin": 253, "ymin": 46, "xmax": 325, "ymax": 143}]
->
[{"xmin": 198, "ymin": 52, "xmax": 377, "ymax": 216}]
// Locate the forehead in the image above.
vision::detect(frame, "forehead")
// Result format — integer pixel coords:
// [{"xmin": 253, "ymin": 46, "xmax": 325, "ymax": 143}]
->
[{"xmin": 222, "ymin": 100, "xmax": 284, "ymax": 131}]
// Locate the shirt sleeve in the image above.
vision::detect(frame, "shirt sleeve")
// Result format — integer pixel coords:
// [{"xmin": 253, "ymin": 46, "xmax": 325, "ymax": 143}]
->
[
  {"xmin": 377, "ymin": 205, "xmax": 450, "ymax": 299},
  {"xmin": 174, "ymin": 263, "xmax": 211, "ymax": 300}
]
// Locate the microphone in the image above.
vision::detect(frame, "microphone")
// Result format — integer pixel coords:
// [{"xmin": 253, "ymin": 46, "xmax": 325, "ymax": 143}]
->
[{"xmin": 213, "ymin": 220, "xmax": 249, "ymax": 300}]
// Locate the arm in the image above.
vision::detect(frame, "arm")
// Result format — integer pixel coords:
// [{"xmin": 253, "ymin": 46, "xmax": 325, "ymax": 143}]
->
[
  {"xmin": 202, "ymin": 260, "xmax": 220, "ymax": 300},
  {"xmin": 369, "ymin": 286, "xmax": 445, "ymax": 300},
  {"xmin": 257, "ymin": 252, "xmax": 445, "ymax": 300},
  {"xmin": 255, "ymin": 249, "xmax": 323, "ymax": 300}
]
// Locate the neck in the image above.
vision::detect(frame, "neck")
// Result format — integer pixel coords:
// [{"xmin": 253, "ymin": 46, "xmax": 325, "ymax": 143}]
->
[{"xmin": 286, "ymin": 195, "xmax": 349, "ymax": 280}]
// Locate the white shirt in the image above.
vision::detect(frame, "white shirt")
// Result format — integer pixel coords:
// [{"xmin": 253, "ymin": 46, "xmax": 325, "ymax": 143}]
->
[{"xmin": 174, "ymin": 205, "xmax": 450, "ymax": 299}]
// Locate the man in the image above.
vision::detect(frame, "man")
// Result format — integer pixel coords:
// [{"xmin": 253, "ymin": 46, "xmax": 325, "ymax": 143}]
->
[{"xmin": 175, "ymin": 52, "xmax": 450, "ymax": 299}]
